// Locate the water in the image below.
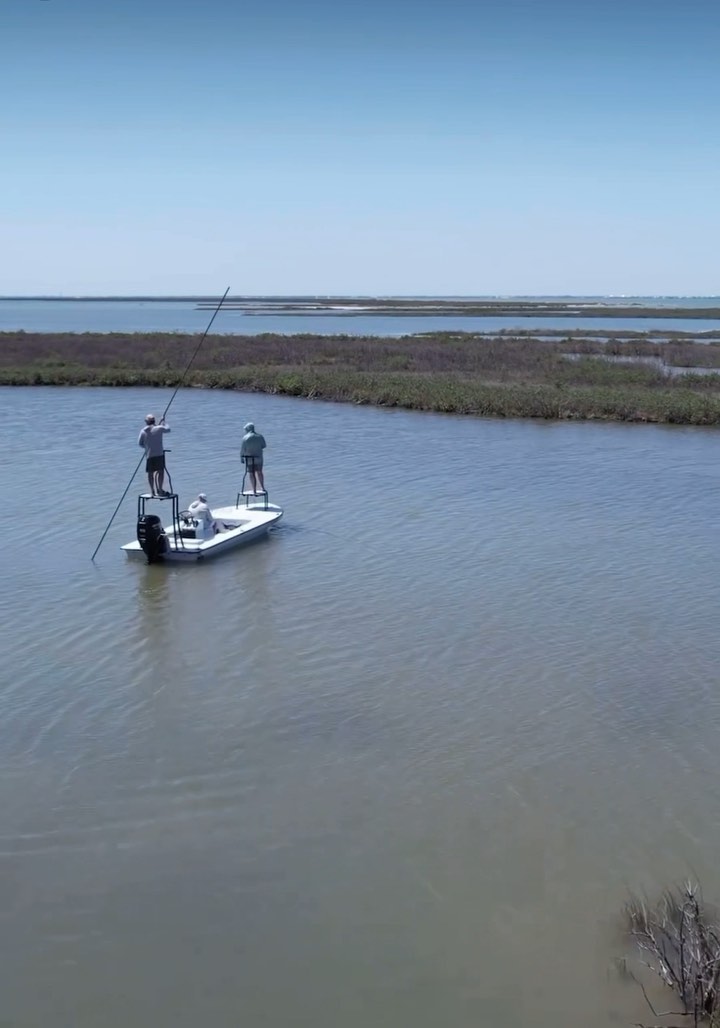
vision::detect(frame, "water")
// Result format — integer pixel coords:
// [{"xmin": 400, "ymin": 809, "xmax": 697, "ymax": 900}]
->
[
  {"xmin": 1, "ymin": 297, "xmax": 720, "ymax": 334},
  {"xmin": 2, "ymin": 385, "xmax": 720, "ymax": 1027}
]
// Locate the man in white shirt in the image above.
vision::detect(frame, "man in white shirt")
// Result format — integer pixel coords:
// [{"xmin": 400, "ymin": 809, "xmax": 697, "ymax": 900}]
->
[{"xmin": 188, "ymin": 493, "xmax": 220, "ymax": 537}]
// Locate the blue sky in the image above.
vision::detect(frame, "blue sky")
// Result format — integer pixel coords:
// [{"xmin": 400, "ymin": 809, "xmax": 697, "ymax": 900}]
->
[{"xmin": 2, "ymin": 0, "xmax": 719, "ymax": 295}]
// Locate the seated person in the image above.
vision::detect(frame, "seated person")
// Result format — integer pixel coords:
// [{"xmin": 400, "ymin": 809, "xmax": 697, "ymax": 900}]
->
[{"xmin": 188, "ymin": 492, "xmax": 222, "ymax": 536}]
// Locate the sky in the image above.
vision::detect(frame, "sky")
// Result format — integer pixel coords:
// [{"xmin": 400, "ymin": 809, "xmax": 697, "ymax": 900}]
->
[{"xmin": 1, "ymin": 0, "xmax": 719, "ymax": 296}]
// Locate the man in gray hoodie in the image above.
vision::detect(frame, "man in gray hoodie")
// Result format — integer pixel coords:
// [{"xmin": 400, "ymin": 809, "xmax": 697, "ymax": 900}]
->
[
  {"xmin": 240, "ymin": 422, "xmax": 267, "ymax": 494},
  {"xmin": 138, "ymin": 414, "xmax": 171, "ymax": 496}
]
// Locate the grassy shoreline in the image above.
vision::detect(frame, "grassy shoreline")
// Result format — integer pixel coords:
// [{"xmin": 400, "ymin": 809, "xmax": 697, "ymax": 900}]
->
[{"xmin": 4, "ymin": 330, "xmax": 720, "ymax": 425}]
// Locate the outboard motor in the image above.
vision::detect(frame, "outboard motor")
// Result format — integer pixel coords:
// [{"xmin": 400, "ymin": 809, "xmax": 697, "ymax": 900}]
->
[{"xmin": 137, "ymin": 513, "xmax": 168, "ymax": 564}]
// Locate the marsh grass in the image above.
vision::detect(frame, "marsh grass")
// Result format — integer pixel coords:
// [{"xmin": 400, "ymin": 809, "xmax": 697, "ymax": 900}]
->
[{"xmin": 4, "ymin": 330, "xmax": 720, "ymax": 424}]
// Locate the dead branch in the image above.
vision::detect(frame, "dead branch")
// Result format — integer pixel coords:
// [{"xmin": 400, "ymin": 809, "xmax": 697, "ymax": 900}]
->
[{"xmin": 625, "ymin": 883, "xmax": 720, "ymax": 1027}]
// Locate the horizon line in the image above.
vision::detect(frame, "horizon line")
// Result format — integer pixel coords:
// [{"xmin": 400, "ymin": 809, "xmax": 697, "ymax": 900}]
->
[{"xmin": 1, "ymin": 294, "xmax": 719, "ymax": 302}]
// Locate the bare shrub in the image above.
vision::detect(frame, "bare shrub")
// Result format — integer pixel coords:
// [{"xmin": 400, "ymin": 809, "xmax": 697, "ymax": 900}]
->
[{"xmin": 624, "ymin": 883, "xmax": 720, "ymax": 1027}]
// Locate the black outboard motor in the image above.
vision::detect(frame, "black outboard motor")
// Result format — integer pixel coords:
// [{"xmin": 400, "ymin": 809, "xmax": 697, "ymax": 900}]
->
[{"xmin": 137, "ymin": 513, "xmax": 168, "ymax": 564}]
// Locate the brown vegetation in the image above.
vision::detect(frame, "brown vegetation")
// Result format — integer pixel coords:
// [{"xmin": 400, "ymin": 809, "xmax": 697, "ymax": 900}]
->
[{"xmin": 3, "ymin": 330, "xmax": 720, "ymax": 424}]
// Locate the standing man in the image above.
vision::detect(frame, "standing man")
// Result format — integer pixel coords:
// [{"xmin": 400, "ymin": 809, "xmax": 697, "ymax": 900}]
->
[
  {"xmin": 138, "ymin": 414, "xmax": 171, "ymax": 497},
  {"xmin": 240, "ymin": 422, "xmax": 267, "ymax": 494}
]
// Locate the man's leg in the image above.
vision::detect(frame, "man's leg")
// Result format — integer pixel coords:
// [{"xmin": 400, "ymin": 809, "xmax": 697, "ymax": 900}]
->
[
  {"xmin": 151, "ymin": 457, "xmax": 168, "ymax": 496},
  {"xmin": 256, "ymin": 467, "xmax": 265, "ymax": 492}
]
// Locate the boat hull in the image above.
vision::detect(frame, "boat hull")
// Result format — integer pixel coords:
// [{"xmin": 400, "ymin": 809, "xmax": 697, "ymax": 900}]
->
[{"xmin": 122, "ymin": 503, "xmax": 283, "ymax": 562}]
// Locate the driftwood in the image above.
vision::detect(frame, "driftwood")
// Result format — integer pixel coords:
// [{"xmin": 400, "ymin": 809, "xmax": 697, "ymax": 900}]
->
[{"xmin": 624, "ymin": 883, "xmax": 720, "ymax": 1027}]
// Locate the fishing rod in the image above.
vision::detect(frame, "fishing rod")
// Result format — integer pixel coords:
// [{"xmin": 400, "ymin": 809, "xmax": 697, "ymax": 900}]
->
[{"xmin": 90, "ymin": 286, "xmax": 231, "ymax": 562}]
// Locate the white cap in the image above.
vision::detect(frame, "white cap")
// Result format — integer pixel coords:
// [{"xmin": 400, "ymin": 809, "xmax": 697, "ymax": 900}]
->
[{"xmin": 198, "ymin": 492, "xmax": 207, "ymax": 501}]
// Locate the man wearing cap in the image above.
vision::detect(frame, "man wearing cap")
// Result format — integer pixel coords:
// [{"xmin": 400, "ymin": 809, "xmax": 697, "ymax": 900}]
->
[
  {"xmin": 138, "ymin": 414, "xmax": 171, "ymax": 497},
  {"xmin": 188, "ymin": 492, "xmax": 221, "ymax": 536},
  {"xmin": 240, "ymin": 422, "xmax": 267, "ymax": 494}
]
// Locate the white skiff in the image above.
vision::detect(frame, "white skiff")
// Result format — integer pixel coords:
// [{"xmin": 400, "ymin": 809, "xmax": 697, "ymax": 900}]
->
[{"xmin": 122, "ymin": 493, "xmax": 283, "ymax": 563}]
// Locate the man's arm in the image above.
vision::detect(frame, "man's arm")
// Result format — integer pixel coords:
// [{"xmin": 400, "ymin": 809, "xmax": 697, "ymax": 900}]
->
[{"xmin": 138, "ymin": 429, "xmax": 148, "ymax": 448}]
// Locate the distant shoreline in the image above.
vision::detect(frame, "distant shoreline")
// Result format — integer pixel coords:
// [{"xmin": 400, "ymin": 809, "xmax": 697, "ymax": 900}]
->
[
  {"xmin": 2, "ymin": 296, "xmax": 720, "ymax": 320},
  {"xmin": 4, "ymin": 329, "xmax": 720, "ymax": 426}
]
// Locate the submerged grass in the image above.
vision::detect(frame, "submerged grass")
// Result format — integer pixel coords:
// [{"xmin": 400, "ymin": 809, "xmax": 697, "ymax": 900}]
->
[{"xmin": 4, "ymin": 330, "xmax": 720, "ymax": 424}]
